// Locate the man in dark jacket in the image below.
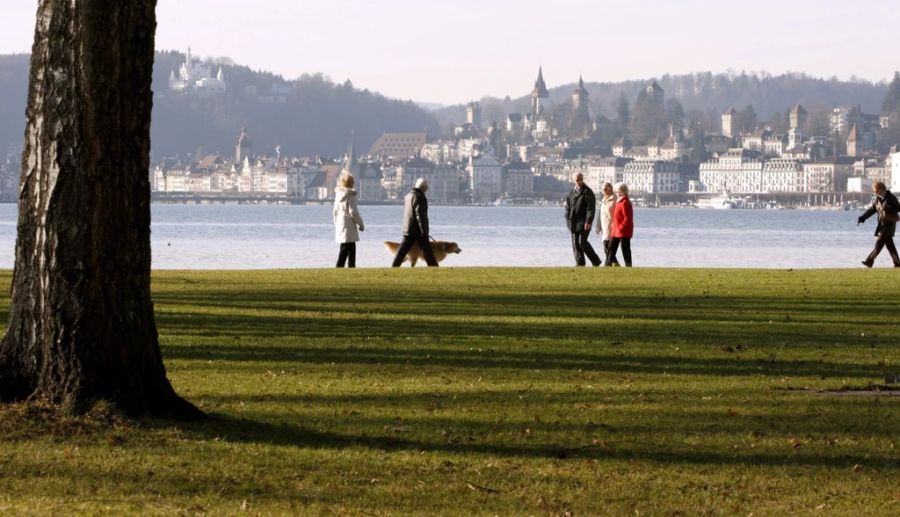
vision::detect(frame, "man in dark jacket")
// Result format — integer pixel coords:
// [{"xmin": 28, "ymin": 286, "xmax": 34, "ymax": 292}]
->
[
  {"xmin": 858, "ymin": 181, "xmax": 900, "ymax": 267},
  {"xmin": 564, "ymin": 173, "xmax": 602, "ymax": 266},
  {"xmin": 392, "ymin": 178, "xmax": 439, "ymax": 267}
]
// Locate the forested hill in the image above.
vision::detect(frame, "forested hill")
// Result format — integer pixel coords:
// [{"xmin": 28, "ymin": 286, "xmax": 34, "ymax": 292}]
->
[
  {"xmin": 0, "ymin": 51, "xmax": 441, "ymax": 159},
  {"xmin": 436, "ymin": 71, "xmax": 888, "ymax": 132}
]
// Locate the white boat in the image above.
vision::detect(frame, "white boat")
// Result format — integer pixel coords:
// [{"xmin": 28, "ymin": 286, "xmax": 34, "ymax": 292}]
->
[{"xmin": 696, "ymin": 190, "xmax": 740, "ymax": 209}]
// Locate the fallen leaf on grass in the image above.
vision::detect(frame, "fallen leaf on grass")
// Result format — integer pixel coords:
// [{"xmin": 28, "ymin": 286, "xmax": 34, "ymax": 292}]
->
[{"xmin": 466, "ymin": 482, "xmax": 501, "ymax": 494}]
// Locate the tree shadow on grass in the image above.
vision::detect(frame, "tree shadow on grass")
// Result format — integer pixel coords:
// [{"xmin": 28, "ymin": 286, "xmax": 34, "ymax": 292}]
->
[
  {"xmin": 175, "ymin": 412, "xmax": 900, "ymax": 470},
  {"xmin": 193, "ymin": 391, "xmax": 900, "ymax": 438},
  {"xmin": 164, "ymin": 341, "xmax": 884, "ymax": 380}
]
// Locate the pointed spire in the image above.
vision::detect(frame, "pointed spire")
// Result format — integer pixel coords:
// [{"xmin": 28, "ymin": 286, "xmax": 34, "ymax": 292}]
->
[
  {"xmin": 531, "ymin": 66, "xmax": 549, "ymax": 98},
  {"xmin": 343, "ymin": 132, "xmax": 357, "ymax": 174}
]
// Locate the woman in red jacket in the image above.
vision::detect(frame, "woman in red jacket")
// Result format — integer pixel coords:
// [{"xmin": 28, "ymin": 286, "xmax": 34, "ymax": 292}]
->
[{"xmin": 605, "ymin": 182, "xmax": 633, "ymax": 267}]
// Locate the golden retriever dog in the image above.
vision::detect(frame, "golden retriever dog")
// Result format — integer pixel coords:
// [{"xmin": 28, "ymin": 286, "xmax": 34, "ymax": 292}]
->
[{"xmin": 384, "ymin": 240, "xmax": 462, "ymax": 266}]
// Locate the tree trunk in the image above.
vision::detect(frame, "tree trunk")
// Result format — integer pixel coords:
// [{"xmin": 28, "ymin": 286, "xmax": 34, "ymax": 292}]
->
[{"xmin": 0, "ymin": 0, "xmax": 199, "ymax": 418}]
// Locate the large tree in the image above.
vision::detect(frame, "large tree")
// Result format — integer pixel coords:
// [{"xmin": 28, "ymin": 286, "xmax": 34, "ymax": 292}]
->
[{"xmin": 0, "ymin": 0, "xmax": 198, "ymax": 418}]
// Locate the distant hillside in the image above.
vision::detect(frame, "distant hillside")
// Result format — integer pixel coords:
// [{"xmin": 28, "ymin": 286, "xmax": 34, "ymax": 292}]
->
[
  {"xmin": 436, "ymin": 71, "xmax": 888, "ymax": 132},
  {"xmin": 0, "ymin": 54, "xmax": 29, "ymax": 158},
  {"xmin": 0, "ymin": 51, "xmax": 441, "ymax": 160}
]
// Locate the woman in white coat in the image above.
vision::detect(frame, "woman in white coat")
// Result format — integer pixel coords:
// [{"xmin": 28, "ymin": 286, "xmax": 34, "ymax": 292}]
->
[
  {"xmin": 333, "ymin": 174, "xmax": 365, "ymax": 267},
  {"xmin": 595, "ymin": 182, "xmax": 620, "ymax": 266}
]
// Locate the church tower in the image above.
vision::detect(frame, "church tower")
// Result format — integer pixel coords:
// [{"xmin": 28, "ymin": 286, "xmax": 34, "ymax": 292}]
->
[
  {"xmin": 466, "ymin": 101, "xmax": 482, "ymax": 129},
  {"xmin": 846, "ymin": 124, "xmax": 861, "ymax": 157},
  {"xmin": 571, "ymin": 75, "xmax": 592, "ymax": 137},
  {"xmin": 572, "ymin": 75, "xmax": 589, "ymax": 114},
  {"xmin": 531, "ymin": 67, "xmax": 549, "ymax": 117},
  {"xmin": 722, "ymin": 108, "xmax": 737, "ymax": 139},
  {"xmin": 790, "ymin": 104, "xmax": 808, "ymax": 131}
]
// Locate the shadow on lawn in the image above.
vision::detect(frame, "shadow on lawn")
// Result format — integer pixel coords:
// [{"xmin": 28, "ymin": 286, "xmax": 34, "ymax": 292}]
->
[
  {"xmin": 164, "ymin": 337, "xmax": 885, "ymax": 380},
  {"xmin": 153, "ymin": 288, "xmax": 894, "ymax": 350},
  {"xmin": 181, "ymin": 413, "xmax": 900, "ymax": 470}
]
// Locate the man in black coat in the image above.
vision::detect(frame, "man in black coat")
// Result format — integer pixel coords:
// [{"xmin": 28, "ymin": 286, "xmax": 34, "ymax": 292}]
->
[
  {"xmin": 858, "ymin": 181, "xmax": 900, "ymax": 267},
  {"xmin": 392, "ymin": 178, "xmax": 439, "ymax": 267},
  {"xmin": 564, "ymin": 173, "xmax": 602, "ymax": 266}
]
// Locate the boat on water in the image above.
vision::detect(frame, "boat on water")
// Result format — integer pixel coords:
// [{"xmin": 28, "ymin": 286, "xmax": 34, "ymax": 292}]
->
[{"xmin": 696, "ymin": 190, "xmax": 741, "ymax": 209}]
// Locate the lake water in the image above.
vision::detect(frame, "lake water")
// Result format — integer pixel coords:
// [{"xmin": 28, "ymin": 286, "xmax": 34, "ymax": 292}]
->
[{"xmin": 0, "ymin": 203, "xmax": 889, "ymax": 269}]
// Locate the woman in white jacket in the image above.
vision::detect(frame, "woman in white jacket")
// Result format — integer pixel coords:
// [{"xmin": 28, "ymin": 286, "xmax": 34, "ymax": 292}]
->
[
  {"xmin": 333, "ymin": 174, "xmax": 365, "ymax": 267},
  {"xmin": 595, "ymin": 182, "xmax": 620, "ymax": 266}
]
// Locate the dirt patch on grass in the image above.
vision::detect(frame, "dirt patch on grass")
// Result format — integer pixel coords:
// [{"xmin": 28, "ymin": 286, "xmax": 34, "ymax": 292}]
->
[
  {"xmin": 815, "ymin": 383, "xmax": 900, "ymax": 397},
  {"xmin": 0, "ymin": 401, "xmax": 132, "ymax": 441}
]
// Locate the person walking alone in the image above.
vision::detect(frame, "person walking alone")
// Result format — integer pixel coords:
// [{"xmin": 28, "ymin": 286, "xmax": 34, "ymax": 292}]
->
[
  {"xmin": 595, "ymin": 181, "xmax": 620, "ymax": 266},
  {"xmin": 333, "ymin": 173, "xmax": 364, "ymax": 268},
  {"xmin": 606, "ymin": 182, "xmax": 633, "ymax": 267},
  {"xmin": 858, "ymin": 181, "xmax": 900, "ymax": 268},
  {"xmin": 564, "ymin": 173, "xmax": 602, "ymax": 266},
  {"xmin": 392, "ymin": 178, "xmax": 439, "ymax": 267}
]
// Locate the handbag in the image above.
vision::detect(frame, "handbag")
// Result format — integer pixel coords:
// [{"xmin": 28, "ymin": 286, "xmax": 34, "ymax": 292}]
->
[{"xmin": 883, "ymin": 210, "xmax": 900, "ymax": 224}]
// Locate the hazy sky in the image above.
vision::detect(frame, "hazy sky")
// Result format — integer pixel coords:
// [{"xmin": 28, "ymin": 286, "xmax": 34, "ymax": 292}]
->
[{"xmin": 1, "ymin": 0, "xmax": 898, "ymax": 105}]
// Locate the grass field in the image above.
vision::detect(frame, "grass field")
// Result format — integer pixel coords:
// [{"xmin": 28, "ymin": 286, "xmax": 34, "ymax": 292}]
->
[{"xmin": 0, "ymin": 267, "xmax": 898, "ymax": 515}]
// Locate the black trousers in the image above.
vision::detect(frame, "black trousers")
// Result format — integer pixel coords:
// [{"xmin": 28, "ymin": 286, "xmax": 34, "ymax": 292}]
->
[
  {"xmin": 606, "ymin": 237, "xmax": 631, "ymax": 267},
  {"xmin": 336, "ymin": 242, "xmax": 356, "ymax": 268},
  {"xmin": 865, "ymin": 233, "xmax": 900, "ymax": 266},
  {"xmin": 570, "ymin": 230, "xmax": 601, "ymax": 266},
  {"xmin": 391, "ymin": 235, "xmax": 438, "ymax": 267},
  {"xmin": 603, "ymin": 238, "xmax": 620, "ymax": 265}
]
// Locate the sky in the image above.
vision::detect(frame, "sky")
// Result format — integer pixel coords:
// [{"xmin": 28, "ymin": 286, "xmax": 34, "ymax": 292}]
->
[{"xmin": 1, "ymin": 0, "xmax": 898, "ymax": 105}]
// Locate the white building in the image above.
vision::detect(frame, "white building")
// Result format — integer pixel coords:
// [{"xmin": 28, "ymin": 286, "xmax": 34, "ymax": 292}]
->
[
  {"xmin": 163, "ymin": 167, "xmax": 189, "ymax": 192},
  {"xmin": 586, "ymin": 157, "xmax": 630, "ymax": 189},
  {"xmin": 468, "ymin": 154, "xmax": 503, "ymax": 202},
  {"xmin": 699, "ymin": 149, "xmax": 764, "ymax": 193},
  {"xmin": 623, "ymin": 160, "xmax": 681, "ymax": 194},
  {"xmin": 891, "ymin": 151, "xmax": 900, "ymax": 190},
  {"xmin": 762, "ymin": 158, "xmax": 803, "ymax": 193},
  {"xmin": 802, "ymin": 160, "xmax": 853, "ymax": 192},
  {"xmin": 168, "ymin": 47, "xmax": 226, "ymax": 94}
]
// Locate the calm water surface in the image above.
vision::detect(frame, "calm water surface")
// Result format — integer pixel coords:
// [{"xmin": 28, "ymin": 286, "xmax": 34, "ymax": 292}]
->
[{"xmin": 0, "ymin": 204, "xmax": 885, "ymax": 269}]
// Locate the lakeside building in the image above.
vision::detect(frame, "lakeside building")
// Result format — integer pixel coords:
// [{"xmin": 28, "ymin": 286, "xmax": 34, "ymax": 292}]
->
[
  {"xmin": 802, "ymin": 159, "xmax": 855, "ymax": 193},
  {"xmin": 367, "ymin": 133, "xmax": 427, "ymax": 160},
  {"xmin": 467, "ymin": 154, "xmax": 503, "ymax": 203},
  {"xmin": 623, "ymin": 160, "xmax": 682, "ymax": 195},
  {"xmin": 699, "ymin": 149, "xmax": 802, "ymax": 193},
  {"xmin": 503, "ymin": 160, "xmax": 535, "ymax": 197},
  {"xmin": 586, "ymin": 157, "xmax": 631, "ymax": 190}
]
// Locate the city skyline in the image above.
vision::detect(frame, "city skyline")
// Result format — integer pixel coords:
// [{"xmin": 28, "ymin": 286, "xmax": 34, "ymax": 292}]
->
[{"xmin": 1, "ymin": 0, "xmax": 899, "ymax": 105}]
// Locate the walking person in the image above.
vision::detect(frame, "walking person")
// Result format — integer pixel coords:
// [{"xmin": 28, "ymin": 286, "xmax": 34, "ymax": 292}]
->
[
  {"xmin": 595, "ymin": 181, "xmax": 620, "ymax": 266},
  {"xmin": 564, "ymin": 173, "xmax": 602, "ymax": 266},
  {"xmin": 857, "ymin": 181, "xmax": 900, "ymax": 268},
  {"xmin": 333, "ymin": 174, "xmax": 364, "ymax": 268},
  {"xmin": 605, "ymin": 182, "xmax": 633, "ymax": 267},
  {"xmin": 391, "ymin": 178, "xmax": 439, "ymax": 267}
]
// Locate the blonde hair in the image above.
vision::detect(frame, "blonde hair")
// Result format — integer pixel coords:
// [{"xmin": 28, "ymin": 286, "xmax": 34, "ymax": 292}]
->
[{"xmin": 340, "ymin": 174, "xmax": 355, "ymax": 188}]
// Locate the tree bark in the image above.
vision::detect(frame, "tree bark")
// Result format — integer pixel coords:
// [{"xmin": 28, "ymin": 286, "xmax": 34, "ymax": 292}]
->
[{"xmin": 0, "ymin": 0, "xmax": 199, "ymax": 418}]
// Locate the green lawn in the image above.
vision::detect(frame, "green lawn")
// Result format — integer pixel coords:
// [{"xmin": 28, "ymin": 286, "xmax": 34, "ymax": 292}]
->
[{"xmin": 0, "ymin": 268, "xmax": 898, "ymax": 515}]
